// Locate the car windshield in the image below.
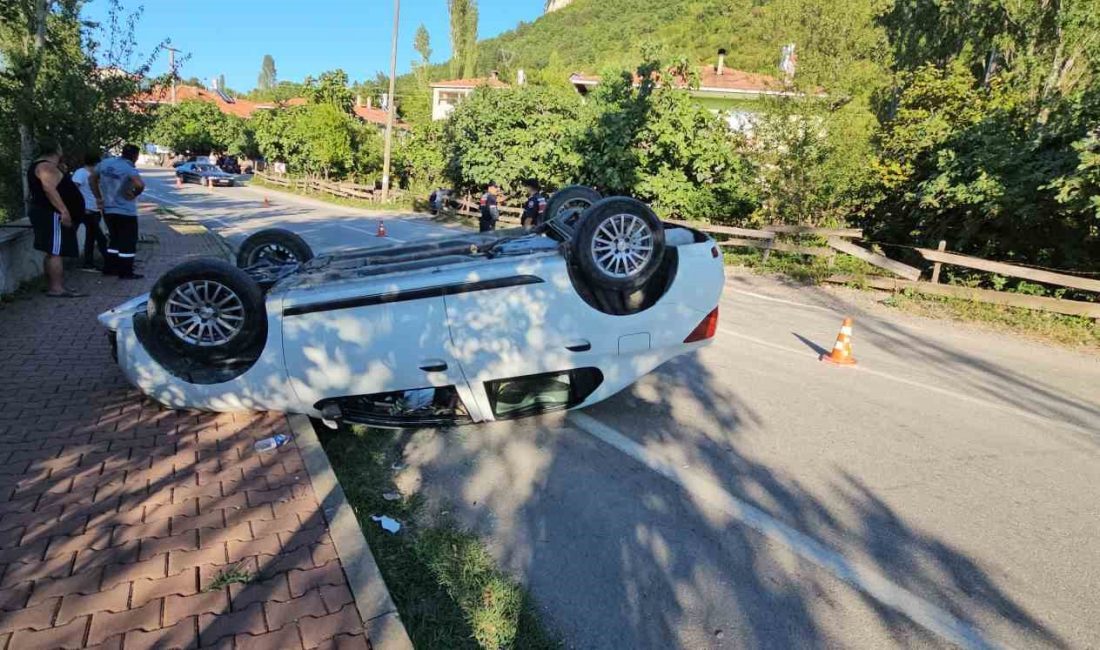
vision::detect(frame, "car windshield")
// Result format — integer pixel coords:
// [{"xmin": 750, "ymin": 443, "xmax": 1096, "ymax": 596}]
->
[{"xmin": 194, "ymin": 164, "xmax": 216, "ymax": 172}]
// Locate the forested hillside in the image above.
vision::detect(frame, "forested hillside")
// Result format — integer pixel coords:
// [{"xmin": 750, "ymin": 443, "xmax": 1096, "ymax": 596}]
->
[{"xmin": 470, "ymin": 0, "xmax": 887, "ymax": 96}]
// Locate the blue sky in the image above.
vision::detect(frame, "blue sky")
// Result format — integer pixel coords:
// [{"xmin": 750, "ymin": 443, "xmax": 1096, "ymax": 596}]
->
[{"xmin": 83, "ymin": 0, "xmax": 545, "ymax": 91}]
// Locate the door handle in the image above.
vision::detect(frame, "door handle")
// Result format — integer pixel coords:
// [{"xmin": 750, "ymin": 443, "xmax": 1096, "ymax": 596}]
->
[
  {"xmin": 419, "ymin": 361, "xmax": 448, "ymax": 372},
  {"xmin": 565, "ymin": 340, "xmax": 591, "ymax": 352}
]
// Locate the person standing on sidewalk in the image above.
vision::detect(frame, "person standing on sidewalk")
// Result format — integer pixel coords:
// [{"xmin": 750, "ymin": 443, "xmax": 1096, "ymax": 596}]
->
[
  {"xmin": 479, "ymin": 182, "xmax": 501, "ymax": 233},
  {"xmin": 92, "ymin": 144, "xmax": 145, "ymax": 279},
  {"xmin": 70, "ymin": 152, "xmax": 109, "ymax": 271},
  {"xmin": 26, "ymin": 139, "xmax": 87, "ymax": 297}
]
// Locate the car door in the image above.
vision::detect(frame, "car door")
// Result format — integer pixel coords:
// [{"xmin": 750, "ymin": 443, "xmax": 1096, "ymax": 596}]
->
[
  {"xmin": 281, "ymin": 286, "xmax": 482, "ymax": 425},
  {"xmin": 443, "ymin": 254, "xmax": 618, "ymax": 420}
]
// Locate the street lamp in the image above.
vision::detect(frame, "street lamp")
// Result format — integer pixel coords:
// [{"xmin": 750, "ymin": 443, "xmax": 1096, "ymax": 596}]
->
[{"xmin": 380, "ymin": 0, "xmax": 400, "ymax": 201}]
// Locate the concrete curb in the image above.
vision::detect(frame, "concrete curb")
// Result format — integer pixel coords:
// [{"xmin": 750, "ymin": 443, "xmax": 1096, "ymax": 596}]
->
[{"xmin": 288, "ymin": 415, "xmax": 414, "ymax": 650}]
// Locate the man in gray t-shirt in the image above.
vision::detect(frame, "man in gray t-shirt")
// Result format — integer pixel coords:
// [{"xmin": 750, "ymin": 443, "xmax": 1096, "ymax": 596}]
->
[{"xmin": 91, "ymin": 144, "xmax": 145, "ymax": 278}]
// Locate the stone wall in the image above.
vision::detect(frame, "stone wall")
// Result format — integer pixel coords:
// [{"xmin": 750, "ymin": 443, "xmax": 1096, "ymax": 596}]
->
[{"xmin": 0, "ymin": 220, "xmax": 40, "ymax": 294}]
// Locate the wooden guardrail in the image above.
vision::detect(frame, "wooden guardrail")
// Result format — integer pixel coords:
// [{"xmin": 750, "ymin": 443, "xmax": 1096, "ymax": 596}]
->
[
  {"xmin": 255, "ymin": 172, "xmax": 402, "ymax": 202},
  {"xmin": 671, "ymin": 218, "xmax": 1098, "ymax": 319}
]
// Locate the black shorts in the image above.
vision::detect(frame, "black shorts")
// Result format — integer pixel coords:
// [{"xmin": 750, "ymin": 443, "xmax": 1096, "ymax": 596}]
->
[{"xmin": 29, "ymin": 207, "xmax": 79, "ymax": 257}]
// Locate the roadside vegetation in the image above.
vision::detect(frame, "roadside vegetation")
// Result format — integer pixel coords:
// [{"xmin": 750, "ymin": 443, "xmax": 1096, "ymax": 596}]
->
[{"xmin": 318, "ymin": 423, "xmax": 558, "ymax": 650}]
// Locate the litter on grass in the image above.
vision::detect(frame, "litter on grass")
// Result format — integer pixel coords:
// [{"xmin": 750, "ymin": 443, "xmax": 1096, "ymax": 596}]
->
[
  {"xmin": 371, "ymin": 515, "xmax": 401, "ymax": 533},
  {"xmin": 382, "ymin": 491, "xmax": 401, "ymax": 501}
]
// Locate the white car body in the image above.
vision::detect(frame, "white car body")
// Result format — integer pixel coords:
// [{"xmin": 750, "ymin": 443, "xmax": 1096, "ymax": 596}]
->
[{"xmin": 99, "ymin": 225, "xmax": 724, "ymax": 426}]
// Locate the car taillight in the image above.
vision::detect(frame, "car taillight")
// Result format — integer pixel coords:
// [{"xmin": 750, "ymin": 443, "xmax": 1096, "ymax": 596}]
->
[{"xmin": 684, "ymin": 307, "xmax": 719, "ymax": 343}]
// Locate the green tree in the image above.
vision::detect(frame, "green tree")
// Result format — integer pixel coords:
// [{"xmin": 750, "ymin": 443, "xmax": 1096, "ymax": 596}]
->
[
  {"xmin": 258, "ymin": 54, "xmax": 277, "ymax": 90},
  {"xmin": 448, "ymin": 0, "xmax": 479, "ymax": 78},
  {"xmin": 414, "ymin": 24, "xmax": 432, "ymax": 68},
  {"xmin": 149, "ymin": 100, "xmax": 240, "ymax": 154},
  {"xmin": 443, "ymin": 85, "xmax": 585, "ymax": 194},
  {"xmin": 0, "ymin": 0, "xmax": 164, "ymax": 214},
  {"xmin": 304, "ymin": 69, "xmax": 355, "ymax": 113},
  {"xmin": 396, "ymin": 120, "xmax": 448, "ymax": 189}
]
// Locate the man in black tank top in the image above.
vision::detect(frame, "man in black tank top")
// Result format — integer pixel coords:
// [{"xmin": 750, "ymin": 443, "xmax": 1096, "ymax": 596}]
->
[{"xmin": 26, "ymin": 139, "xmax": 86, "ymax": 298}]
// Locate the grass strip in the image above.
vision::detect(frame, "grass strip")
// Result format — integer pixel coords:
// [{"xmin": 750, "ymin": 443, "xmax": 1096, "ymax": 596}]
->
[{"xmin": 317, "ymin": 423, "xmax": 558, "ymax": 650}]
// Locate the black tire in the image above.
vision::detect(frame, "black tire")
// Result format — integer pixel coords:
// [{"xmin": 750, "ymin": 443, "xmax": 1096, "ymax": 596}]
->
[
  {"xmin": 546, "ymin": 185, "xmax": 602, "ymax": 229},
  {"xmin": 573, "ymin": 196, "xmax": 666, "ymax": 292},
  {"xmin": 148, "ymin": 259, "xmax": 266, "ymax": 362},
  {"xmin": 236, "ymin": 228, "xmax": 314, "ymax": 268}
]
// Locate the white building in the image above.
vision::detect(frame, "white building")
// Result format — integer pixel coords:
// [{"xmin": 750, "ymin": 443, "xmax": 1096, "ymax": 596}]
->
[{"xmin": 429, "ymin": 72, "xmax": 509, "ymax": 121}]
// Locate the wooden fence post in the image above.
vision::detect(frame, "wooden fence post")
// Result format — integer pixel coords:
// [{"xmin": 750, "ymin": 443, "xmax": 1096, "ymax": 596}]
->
[{"xmin": 930, "ymin": 240, "xmax": 946, "ymax": 283}]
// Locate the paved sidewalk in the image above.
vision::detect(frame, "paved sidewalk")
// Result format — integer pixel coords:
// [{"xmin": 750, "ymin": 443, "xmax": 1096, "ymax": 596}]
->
[{"xmin": 0, "ymin": 210, "xmax": 371, "ymax": 649}]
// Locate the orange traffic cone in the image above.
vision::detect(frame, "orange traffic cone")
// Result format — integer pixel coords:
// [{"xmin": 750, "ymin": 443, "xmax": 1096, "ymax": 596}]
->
[
  {"xmin": 175, "ymin": 175, "xmax": 182, "ymax": 189},
  {"xmin": 821, "ymin": 317, "xmax": 857, "ymax": 366},
  {"xmin": 376, "ymin": 220, "xmax": 387, "ymax": 237},
  {"xmin": 263, "ymin": 196, "xmax": 270, "ymax": 207}
]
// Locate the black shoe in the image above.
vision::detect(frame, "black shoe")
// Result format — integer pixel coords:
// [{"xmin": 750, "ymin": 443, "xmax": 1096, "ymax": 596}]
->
[{"xmin": 118, "ymin": 273, "xmax": 145, "ymax": 280}]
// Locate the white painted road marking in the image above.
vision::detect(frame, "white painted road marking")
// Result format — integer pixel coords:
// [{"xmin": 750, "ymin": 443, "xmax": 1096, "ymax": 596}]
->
[
  {"xmin": 724, "ymin": 288, "xmax": 839, "ymax": 313},
  {"xmin": 568, "ymin": 411, "xmax": 1002, "ymax": 650}
]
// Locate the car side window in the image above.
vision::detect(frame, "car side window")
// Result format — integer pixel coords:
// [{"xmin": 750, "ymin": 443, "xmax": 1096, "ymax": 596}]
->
[{"xmin": 485, "ymin": 368, "xmax": 603, "ymax": 419}]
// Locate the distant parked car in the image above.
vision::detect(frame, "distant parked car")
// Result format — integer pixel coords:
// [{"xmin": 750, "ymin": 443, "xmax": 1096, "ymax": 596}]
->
[{"xmin": 176, "ymin": 162, "xmax": 236, "ymax": 186}]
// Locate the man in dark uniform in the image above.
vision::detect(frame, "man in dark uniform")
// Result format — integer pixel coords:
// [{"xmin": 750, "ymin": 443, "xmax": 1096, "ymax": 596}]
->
[
  {"xmin": 26, "ymin": 139, "xmax": 87, "ymax": 297},
  {"xmin": 520, "ymin": 178, "xmax": 548, "ymax": 229},
  {"xmin": 479, "ymin": 182, "xmax": 500, "ymax": 232}
]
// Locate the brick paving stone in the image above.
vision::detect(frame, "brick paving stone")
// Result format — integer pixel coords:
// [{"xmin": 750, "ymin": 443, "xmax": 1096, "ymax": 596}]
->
[
  {"xmin": 139, "ymin": 529, "xmax": 199, "ymax": 561},
  {"xmin": 267, "ymin": 589, "xmax": 327, "ymax": 632},
  {"xmin": 56, "ymin": 581, "xmax": 130, "ymax": 624},
  {"xmin": 237, "ymin": 623, "xmax": 306, "ymax": 650},
  {"xmin": 165, "ymin": 588, "xmax": 230, "ymax": 626},
  {"xmin": 229, "ymin": 572, "xmax": 292, "ymax": 610},
  {"xmin": 27, "ymin": 567, "xmax": 105, "ymax": 605},
  {"xmin": 319, "ymin": 584, "xmax": 355, "ymax": 614},
  {"xmin": 199, "ymin": 600, "xmax": 266, "ymax": 646},
  {"xmin": 88, "ymin": 598, "xmax": 161, "ymax": 645},
  {"xmin": 123, "ymin": 616, "xmax": 198, "ymax": 650},
  {"xmin": 312, "ymin": 633, "xmax": 372, "ymax": 650},
  {"xmin": 0, "ymin": 211, "xmax": 368, "ymax": 648},
  {"xmin": 0, "ymin": 596, "xmax": 59, "ymax": 633},
  {"xmin": 299, "ymin": 603, "xmax": 364, "ymax": 649},
  {"xmin": 133, "ymin": 568, "xmax": 198, "ymax": 607},
  {"xmin": 8, "ymin": 614, "xmax": 88, "ymax": 649},
  {"xmin": 289, "ymin": 562, "xmax": 348, "ymax": 598}
]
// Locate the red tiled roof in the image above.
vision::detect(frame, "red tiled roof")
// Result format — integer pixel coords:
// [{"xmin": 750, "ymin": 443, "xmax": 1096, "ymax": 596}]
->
[
  {"xmin": 353, "ymin": 105, "xmax": 410, "ymax": 130},
  {"xmin": 696, "ymin": 67, "xmax": 786, "ymax": 93},
  {"xmin": 129, "ymin": 85, "xmax": 311, "ymax": 117},
  {"xmin": 570, "ymin": 67, "xmax": 819, "ymax": 95},
  {"xmin": 430, "ymin": 76, "xmax": 509, "ymax": 89}
]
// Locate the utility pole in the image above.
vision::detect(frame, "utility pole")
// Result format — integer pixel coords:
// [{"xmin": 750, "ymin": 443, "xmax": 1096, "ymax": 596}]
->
[
  {"xmin": 380, "ymin": 0, "xmax": 400, "ymax": 200},
  {"xmin": 165, "ymin": 46, "xmax": 181, "ymax": 104}
]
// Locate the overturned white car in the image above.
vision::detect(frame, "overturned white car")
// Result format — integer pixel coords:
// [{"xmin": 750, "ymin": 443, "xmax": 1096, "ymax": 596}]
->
[{"xmin": 99, "ymin": 188, "xmax": 724, "ymax": 427}]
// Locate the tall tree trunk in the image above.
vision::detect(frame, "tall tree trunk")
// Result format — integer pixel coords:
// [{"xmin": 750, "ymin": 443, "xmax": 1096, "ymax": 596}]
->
[{"xmin": 18, "ymin": 0, "xmax": 51, "ymax": 215}]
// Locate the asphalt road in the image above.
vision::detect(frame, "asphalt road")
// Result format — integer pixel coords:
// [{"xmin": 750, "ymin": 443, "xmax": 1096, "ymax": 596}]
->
[{"xmin": 140, "ymin": 168, "xmax": 1100, "ymax": 649}]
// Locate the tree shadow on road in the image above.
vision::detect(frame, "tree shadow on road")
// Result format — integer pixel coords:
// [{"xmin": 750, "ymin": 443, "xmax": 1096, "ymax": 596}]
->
[{"xmin": 391, "ymin": 348, "xmax": 1072, "ymax": 649}]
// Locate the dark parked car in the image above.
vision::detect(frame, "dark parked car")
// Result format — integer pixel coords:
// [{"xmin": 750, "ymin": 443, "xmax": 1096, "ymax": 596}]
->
[{"xmin": 176, "ymin": 162, "xmax": 236, "ymax": 186}]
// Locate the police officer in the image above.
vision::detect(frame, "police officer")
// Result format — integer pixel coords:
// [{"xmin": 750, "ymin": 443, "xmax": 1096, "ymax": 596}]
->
[
  {"xmin": 479, "ymin": 181, "xmax": 500, "ymax": 232},
  {"xmin": 520, "ymin": 178, "xmax": 548, "ymax": 229}
]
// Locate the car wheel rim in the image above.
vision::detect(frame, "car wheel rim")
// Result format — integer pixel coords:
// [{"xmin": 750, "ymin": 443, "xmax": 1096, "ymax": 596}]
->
[
  {"xmin": 249, "ymin": 242, "xmax": 298, "ymax": 265},
  {"xmin": 557, "ymin": 198, "xmax": 592, "ymax": 226},
  {"xmin": 590, "ymin": 213, "xmax": 654, "ymax": 278},
  {"xmin": 165, "ymin": 280, "xmax": 245, "ymax": 347}
]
